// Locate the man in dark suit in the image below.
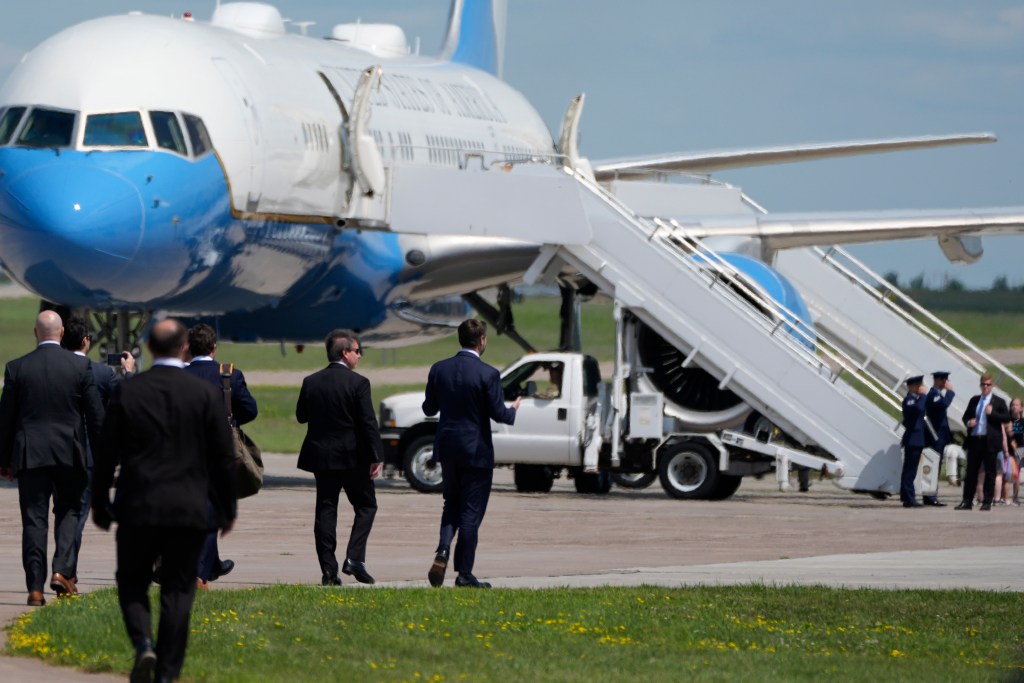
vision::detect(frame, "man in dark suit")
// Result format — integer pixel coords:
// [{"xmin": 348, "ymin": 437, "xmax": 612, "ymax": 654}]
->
[
  {"xmin": 956, "ymin": 372, "xmax": 1011, "ymax": 511},
  {"xmin": 184, "ymin": 323, "xmax": 257, "ymax": 585},
  {"xmin": 61, "ymin": 316, "xmax": 135, "ymax": 583},
  {"xmin": 93, "ymin": 319, "xmax": 236, "ymax": 683},
  {"xmin": 0, "ymin": 311, "xmax": 104, "ymax": 606},
  {"xmin": 899, "ymin": 375, "xmax": 928, "ymax": 508},
  {"xmin": 296, "ymin": 329, "xmax": 383, "ymax": 586},
  {"xmin": 422, "ymin": 319, "xmax": 520, "ymax": 589},
  {"xmin": 922, "ymin": 371, "xmax": 954, "ymax": 507}
]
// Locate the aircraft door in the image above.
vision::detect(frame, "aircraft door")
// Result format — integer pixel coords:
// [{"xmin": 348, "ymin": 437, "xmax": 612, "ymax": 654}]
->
[
  {"xmin": 492, "ymin": 361, "xmax": 574, "ymax": 465},
  {"xmin": 212, "ymin": 58, "xmax": 264, "ymax": 211}
]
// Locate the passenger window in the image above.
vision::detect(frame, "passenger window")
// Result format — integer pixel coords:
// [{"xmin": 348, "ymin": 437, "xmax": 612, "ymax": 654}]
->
[
  {"xmin": 150, "ymin": 111, "xmax": 187, "ymax": 155},
  {"xmin": 0, "ymin": 106, "xmax": 26, "ymax": 145},
  {"xmin": 183, "ymin": 114, "xmax": 213, "ymax": 156},
  {"xmin": 84, "ymin": 112, "xmax": 148, "ymax": 147},
  {"xmin": 16, "ymin": 108, "xmax": 75, "ymax": 148}
]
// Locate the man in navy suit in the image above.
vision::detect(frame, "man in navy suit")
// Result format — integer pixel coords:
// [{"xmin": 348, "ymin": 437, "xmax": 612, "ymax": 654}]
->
[
  {"xmin": 922, "ymin": 371, "xmax": 954, "ymax": 507},
  {"xmin": 184, "ymin": 323, "xmax": 257, "ymax": 585},
  {"xmin": 423, "ymin": 319, "xmax": 520, "ymax": 588},
  {"xmin": 60, "ymin": 316, "xmax": 135, "ymax": 584},
  {"xmin": 900, "ymin": 375, "xmax": 928, "ymax": 508}
]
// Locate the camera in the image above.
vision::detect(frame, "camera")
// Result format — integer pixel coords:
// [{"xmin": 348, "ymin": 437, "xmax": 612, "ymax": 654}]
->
[{"xmin": 106, "ymin": 352, "xmax": 127, "ymax": 366}]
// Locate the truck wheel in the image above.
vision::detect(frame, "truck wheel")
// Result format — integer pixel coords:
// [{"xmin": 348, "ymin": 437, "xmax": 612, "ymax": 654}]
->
[
  {"xmin": 574, "ymin": 470, "xmax": 612, "ymax": 494},
  {"xmin": 514, "ymin": 464, "xmax": 554, "ymax": 493},
  {"xmin": 709, "ymin": 474, "xmax": 742, "ymax": 500},
  {"xmin": 658, "ymin": 442, "xmax": 718, "ymax": 499},
  {"xmin": 403, "ymin": 436, "xmax": 443, "ymax": 493},
  {"xmin": 612, "ymin": 472, "xmax": 657, "ymax": 489}
]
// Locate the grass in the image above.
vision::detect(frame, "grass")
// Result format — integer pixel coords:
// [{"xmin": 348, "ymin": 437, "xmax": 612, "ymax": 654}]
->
[
  {"xmin": 245, "ymin": 384, "xmax": 423, "ymax": 453},
  {"xmin": 6, "ymin": 585, "xmax": 1023, "ymax": 682}
]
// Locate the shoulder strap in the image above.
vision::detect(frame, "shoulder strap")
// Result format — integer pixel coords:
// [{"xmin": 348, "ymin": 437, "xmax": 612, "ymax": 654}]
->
[{"xmin": 218, "ymin": 364, "xmax": 234, "ymax": 419}]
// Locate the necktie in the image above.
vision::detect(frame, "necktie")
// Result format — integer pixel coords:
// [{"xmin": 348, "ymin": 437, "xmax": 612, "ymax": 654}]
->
[{"xmin": 976, "ymin": 396, "xmax": 986, "ymax": 435}]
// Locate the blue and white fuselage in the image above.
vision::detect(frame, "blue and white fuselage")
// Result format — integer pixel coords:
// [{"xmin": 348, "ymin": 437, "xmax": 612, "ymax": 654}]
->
[{"xmin": 0, "ymin": 3, "xmax": 550, "ymax": 341}]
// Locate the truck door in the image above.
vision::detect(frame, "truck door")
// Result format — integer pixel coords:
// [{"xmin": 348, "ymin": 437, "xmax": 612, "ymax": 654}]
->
[{"xmin": 492, "ymin": 360, "xmax": 575, "ymax": 465}]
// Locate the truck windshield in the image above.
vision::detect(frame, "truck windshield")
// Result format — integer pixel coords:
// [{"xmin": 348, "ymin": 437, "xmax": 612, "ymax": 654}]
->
[
  {"xmin": 84, "ymin": 112, "xmax": 148, "ymax": 147},
  {"xmin": 16, "ymin": 108, "xmax": 75, "ymax": 148}
]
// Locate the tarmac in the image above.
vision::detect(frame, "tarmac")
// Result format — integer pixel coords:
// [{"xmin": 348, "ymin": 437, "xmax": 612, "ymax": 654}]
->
[{"xmin": 2, "ymin": 455, "xmax": 1023, "ymax": 681}]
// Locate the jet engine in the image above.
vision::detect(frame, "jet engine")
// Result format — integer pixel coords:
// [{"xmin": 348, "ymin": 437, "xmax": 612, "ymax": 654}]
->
[{"xmin": 627, "ymin": 253, "xmax": 816, "ymax": 431}]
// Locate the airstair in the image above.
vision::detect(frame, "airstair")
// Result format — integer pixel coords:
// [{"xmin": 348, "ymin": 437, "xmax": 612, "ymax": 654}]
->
[
  {"xmin": 386, "ymin": 161, "xmax": 922, "ymax": 493},
  {"xmin": 774, "ymin": 245, "xmax": 1024, "ymax": 430}
]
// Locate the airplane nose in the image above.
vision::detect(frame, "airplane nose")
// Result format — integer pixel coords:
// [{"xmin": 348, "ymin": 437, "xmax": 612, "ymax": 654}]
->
[{"xmin": 0, "ymin": 162, "xmax": 144, "ymax": 298}]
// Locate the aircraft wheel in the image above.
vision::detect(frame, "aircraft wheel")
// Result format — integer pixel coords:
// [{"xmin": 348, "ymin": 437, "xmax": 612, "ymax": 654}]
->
[{"xmin": 403, "ymin": 436, "xmax": 443, "ymax": 493}]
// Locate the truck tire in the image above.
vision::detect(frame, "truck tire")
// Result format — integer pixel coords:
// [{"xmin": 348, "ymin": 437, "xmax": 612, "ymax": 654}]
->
[
  {"xmin": 612, "ymin": 471, "xmax": 657, "ymax": 489},
  {"xmin": 573, "ymin": 470, "xmax": 612, "ymax": 494},
  {"xmin": 514, "ymin": 464, "xmax": 554, "ymax": 493},
  {"xmin": 403, "ymin": 436, "xmax": 444, "ymax": 493},
  {"xmin": 657, "ymin": 442, "xmax": 719, "ymax": 500}
]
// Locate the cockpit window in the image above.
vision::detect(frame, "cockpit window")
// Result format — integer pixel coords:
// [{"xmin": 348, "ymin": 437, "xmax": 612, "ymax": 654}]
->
[
  {"xmin": 84, "ymin": 112, "xmax": 148, "ymax": 147},
  {"xmin": 16, "ymin": 108, "xmax": 75, "ymax": 148},
  {"xmin": 0, "ymin": 107, "xmax": 26, "ymax": 145},
  {"xmin": 150, "ymin": 111, "xmax": 187, "ymax": 155},
  {"xmin": 183, "ymin": 114, "xmax": 212, "ymax": 157}
]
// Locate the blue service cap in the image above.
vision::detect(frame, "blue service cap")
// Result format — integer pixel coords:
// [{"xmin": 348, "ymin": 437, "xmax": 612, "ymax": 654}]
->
[
  {"xmin": 932, "ymin": 371, "xmax": 950, "ymax": 379},
  {"xmin": 905, "ymin": 375, "xmax": 924, "ymax": 385}
]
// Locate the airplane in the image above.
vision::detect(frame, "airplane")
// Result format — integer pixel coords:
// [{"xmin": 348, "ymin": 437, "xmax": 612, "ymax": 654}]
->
[{"xmin": 0, "ymin": 1, "xmax": 1020, "ymax": 387}]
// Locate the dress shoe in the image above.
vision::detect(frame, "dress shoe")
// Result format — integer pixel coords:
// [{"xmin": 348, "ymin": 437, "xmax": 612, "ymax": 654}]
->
[
  {"xmin": 455, "ymin": 573, "xmax": 492, "ymax": 589},
  {"xmin": 209, "ymin": 559, "xmax": 235, "ymax": 582},
  {"xmin": 321, "ymin": 573, "xmax": 342, "ymax": 586},
  {"xmin": 50, "ymin": 572, "xmax": 77, "ymax": 597},
  {"xmin": 27, "ymin": 591, "xmax": 45, "ymax": 607},
  {"xmin": 902, "ymin": 501, "xmax": 924, "ymax": 508},
  {"xmin": 980, "ymin": 503, "xmax": 992, "ymax": 511},
  {"xmin": 954, "ymin": 501, "xmax": 972, "ymax": 510},
  {"xmin": 428, "ymin": 548, "xmax": 449, "ymax": 588},
  {"xmin": 342, "ymin": 559, "xmax": 375, "ymax": 585},
  {"xmin": 923, "ymin": 499, "xmax": 946, "ymax": 507},
  {"xmin": 130, "ymin": 640, "xmax": 156, "ymax": 683}
]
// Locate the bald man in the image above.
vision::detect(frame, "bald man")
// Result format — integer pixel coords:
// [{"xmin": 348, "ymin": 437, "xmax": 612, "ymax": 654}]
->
[{"xmin": 0, "ymin": 311, "xmax": 104, "ymax": 607}]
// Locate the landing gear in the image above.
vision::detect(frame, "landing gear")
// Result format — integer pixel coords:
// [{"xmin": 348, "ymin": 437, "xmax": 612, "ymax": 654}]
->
[{"xmin": 88, "ymin": 308, "xmax": 150, "ymax": 360}]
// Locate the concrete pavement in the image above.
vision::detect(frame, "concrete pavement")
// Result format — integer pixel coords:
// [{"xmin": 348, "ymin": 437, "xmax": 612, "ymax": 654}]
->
[{"xmin": 2, "ymin": 455, "xmax": 1023, "ymax": 681}]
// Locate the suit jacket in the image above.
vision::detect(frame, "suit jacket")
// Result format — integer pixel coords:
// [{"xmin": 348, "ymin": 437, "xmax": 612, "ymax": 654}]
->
[
  {"xmin": 924, "ymin": 386, "xmax": 955, "ymax": 448},
  {"xmin": 296, "ymin": 363, "xmax": 382, "ymax": 472},
  {"xmin": 184, "ymin": 359, "xmax": 258, "ymax": 426},
  {"xmin": 901, "ymin": 392, "xmax": 928, "ymax": 448},
  {"xmin": 422, "ymin": 350, "xmax": 517, "ymax": 468},
  {"xmin": 0, "ymin": 344, "xmax": 104, "ymax": 474},
  {"xmin": 93, "ymin": 365, "xmax": 236, "ymax": 530},
  {"xmin": 962, "ymin": 393, "xmax": 1011, "ymax": 453}
]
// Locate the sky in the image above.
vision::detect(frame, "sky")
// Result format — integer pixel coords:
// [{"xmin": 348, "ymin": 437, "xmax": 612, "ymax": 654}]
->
[{"xmin": 1, "ymin": 1, "xmax": 1023, "ymax": 289}]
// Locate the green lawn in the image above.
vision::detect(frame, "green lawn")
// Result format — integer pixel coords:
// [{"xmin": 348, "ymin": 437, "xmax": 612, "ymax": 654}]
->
[{"xmin": 7, "ymin": 585, "xmax": 1022, "ymax": 682}]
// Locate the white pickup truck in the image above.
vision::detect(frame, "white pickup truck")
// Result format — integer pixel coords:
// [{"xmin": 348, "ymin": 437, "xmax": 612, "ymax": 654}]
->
[{"xmin": 378, "ymin": 350, "xmax": 786, "ymax": 499}]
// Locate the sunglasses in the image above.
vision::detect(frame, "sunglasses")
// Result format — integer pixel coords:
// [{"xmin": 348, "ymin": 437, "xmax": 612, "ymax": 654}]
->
[
  {"xmin": 351, "ymin": 346, "xmax": 363, "ymax": 356},
  {"xmin": 981, "ymin": 382, "xmax": 993, "ymax": 386}
]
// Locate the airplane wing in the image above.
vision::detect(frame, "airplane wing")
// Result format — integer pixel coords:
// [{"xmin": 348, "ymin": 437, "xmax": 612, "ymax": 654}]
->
[
  {"xmin": 592, "ymin": 133, "xmax": 996, "ymax": 180},
  {"xmin": 679, "ymin": 208, "xmax": 1024, "ymax": 263}
]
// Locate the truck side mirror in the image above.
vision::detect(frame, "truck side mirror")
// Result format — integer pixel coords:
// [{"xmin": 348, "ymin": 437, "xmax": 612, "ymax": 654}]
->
[{"xmin": 523, "ymin": 381, "xmax": 537, "ymax": 398}]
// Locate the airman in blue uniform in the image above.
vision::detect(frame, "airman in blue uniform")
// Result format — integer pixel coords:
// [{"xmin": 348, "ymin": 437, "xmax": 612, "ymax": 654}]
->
[
  {"xmin": 900, "ymin": 375, "xmax": 928, "ymax": 507},
  {"xmin": 922, "ymin": 371, "xmax": 955, "ymax": 506}
]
